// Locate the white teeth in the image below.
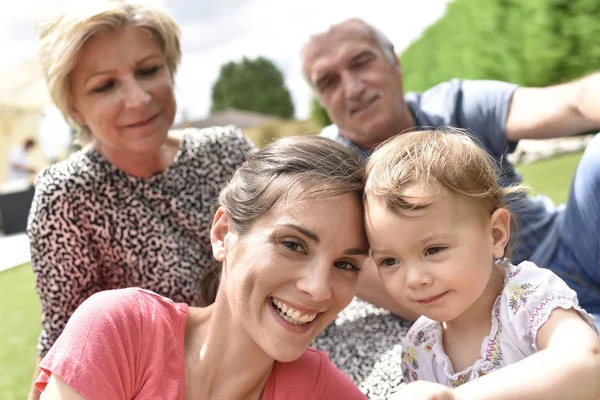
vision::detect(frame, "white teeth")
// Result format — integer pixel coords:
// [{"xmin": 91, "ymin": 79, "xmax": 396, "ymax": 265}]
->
[{"xmin": 271, "ymin": 298, "xmax": 318, "ymax": 325}]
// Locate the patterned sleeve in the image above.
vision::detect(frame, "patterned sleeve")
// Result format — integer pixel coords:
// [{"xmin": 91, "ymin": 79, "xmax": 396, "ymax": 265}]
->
[
  {"xmin": 502, "ymin": 261, "xmax": 600, "ymax": 351},
  {"xmin": 401, "ymin": 318, "xmax": 438, "ymax": 384},
  {"xmin": 210, "ymin": 125, "xmax": 257, "ymax": 171},
  {"xmin": 27, "ymin": 170, "xmax": 103, "ymax": 357},
  {"xmin": 187, "ymin": 124, "xmax": 256, "ymax": 173}
]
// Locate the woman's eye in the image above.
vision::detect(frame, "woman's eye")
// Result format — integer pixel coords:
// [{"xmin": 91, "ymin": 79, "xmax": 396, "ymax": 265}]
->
[
  {"xmin": 282, "ymin": 240, "xmax": 304, "ymax": 253},
  {"xmin": 425, "ymin": 247, "xmax": 445, "ymax": 256},
  {"xmin": 92, "ymin": 81, "xmax": 115, "ymax": 93},
  {"xmin": 334, "ymin": 261, "xmax": 360, "ymax": 272},
  {"xmin": 138, "ymin": 66, "xmax": 160, "ymax": 77},
  {"xmin": 378, "ymin": 258, "xmax": 398, "ymax": 267}
]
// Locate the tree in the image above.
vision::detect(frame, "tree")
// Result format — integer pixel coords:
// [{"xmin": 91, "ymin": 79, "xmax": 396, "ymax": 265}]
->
[
  {"xmin": 211, "ymin": 57, "xmax": 295, "ymax": 119},
  {"xmin": 309, "ymin": 96, "xmax": 331, "ymax": 127},
  {"xmin": 400, "ymin": 0, "xmax": 600, "ymax": 92}
]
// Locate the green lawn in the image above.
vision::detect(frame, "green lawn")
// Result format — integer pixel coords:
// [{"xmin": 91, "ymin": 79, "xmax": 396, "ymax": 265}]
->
[
  {"xmin": 515, "ymin": 151, "xmax": 582, "ymax": 205},
  {"xmin": 0, "ymin": 263, "xmax": 40, "ymax": 400},
  {"xmin": 0, "ymin": 151, "xmax": 584, "ymax": 398}
]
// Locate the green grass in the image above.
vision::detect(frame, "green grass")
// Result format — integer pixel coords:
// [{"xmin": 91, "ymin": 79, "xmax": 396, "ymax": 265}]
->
[
  {"xmin": 0, "ymin": 262, "xmax": 40, "ymax": 400},
  {"xmin": 515, "ymin": 151, "xmax": 583, "ymax": 205},
  {"xmin": 0, "ymin": 151, "xmax": 584, "ymax": 398}
]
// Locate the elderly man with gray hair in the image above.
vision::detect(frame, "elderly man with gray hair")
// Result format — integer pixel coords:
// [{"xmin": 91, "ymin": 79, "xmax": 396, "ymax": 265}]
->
[{"xmin": 303, "ymin": 17, "xmax": 600, "ymax": 398}]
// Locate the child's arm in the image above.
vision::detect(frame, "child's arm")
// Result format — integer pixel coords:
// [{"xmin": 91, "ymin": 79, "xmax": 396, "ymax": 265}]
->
[{"xmin": 452, "ymin": 307, "xmax": 600, "ymax": 400}]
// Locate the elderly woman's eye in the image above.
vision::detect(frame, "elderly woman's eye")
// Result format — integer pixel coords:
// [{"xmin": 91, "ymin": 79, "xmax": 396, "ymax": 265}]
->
[
  {"xmin": 138, "ymin": 66, "xmax": 160, "ymax": 76},
  {"xmin": 92, "ymin": 81, "xmax": 115, "ymax": 93}
]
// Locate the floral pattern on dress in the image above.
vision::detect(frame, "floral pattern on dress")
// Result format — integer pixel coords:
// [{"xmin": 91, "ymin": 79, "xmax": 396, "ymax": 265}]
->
[
  {"xmin": 508, "ymin": 282, "xmax": 538, "ymax": 313},
  {"xmin": 449, "ymin": 373, "xmax": 469, "ymax": 388},
  {"xmin": 396, "ymin": 262, "xmax": 598, "ymax": 390},
  {"xmin": 402, "ymin": 345, "xmax": 419, "ymax": 370},
  {"xmin": 484, "ymin": 306, "xmax": 504, "ymax": 366}
]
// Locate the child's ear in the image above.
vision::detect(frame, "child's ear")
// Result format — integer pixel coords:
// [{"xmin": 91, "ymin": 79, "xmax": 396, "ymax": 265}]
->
[
  {"xmin": 490, "ymin": 208, "xmax": 511, "ymax": 259},
  {"xmin": 210, "ymin": 207, "xmax": 235, "ymax": 262}
]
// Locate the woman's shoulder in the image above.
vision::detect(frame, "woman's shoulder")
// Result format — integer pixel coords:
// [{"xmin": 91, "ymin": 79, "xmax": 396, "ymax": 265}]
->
[
  {"xmin": 176, "ymin": 125, "xmax": 256, "ymax": 156},
  {"xmin": 73, "ymin": 288, "xmax": 187, "ymax": 334},
  {"xmin": 34, "ymin": 149, "xmax": 108, "ymax": 192},
  {"xmin": 83, "ymin": 288, "xmax": 184, "ymax": 314}
]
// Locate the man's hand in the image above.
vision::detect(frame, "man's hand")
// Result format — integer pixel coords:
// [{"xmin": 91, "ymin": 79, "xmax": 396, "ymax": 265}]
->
[{"xmin": 391, "ymin": 381, "xmax": 459, "ymax": 400}]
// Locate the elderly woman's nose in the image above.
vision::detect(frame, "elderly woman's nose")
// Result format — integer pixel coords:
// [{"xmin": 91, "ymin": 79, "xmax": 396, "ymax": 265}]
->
[{"xmin": 122, "ymin": 78, "xmax": 151, "ymax": 109}]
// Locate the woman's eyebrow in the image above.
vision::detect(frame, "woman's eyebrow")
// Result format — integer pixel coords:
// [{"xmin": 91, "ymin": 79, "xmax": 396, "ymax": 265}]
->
[{"xmin": 279, "ymin": 223, "xmax": 320, "ymax": 243}]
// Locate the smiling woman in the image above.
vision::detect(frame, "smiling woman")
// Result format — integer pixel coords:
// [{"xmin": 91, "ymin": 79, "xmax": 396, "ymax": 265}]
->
[
  {"xmin": 26, "ymin": 2, "xmax": 256, "ymax": 399},
  {"xmin": 35, "ymin": 136, "xmax": 369, "ymax": 400}
]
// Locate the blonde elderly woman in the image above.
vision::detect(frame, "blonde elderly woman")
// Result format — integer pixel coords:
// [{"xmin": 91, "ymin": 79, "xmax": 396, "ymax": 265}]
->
[
  {"xmin": 27, "ymin": 1, "xmax": 255, "ymax": 398},
  {"xmin": 36, "ymin": 136, "xmax": 369, "ymax": 400}
]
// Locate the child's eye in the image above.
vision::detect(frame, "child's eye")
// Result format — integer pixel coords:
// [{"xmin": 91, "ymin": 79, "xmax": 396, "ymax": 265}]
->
[
  {"xmin": 378, "ymin": 258, "xmax": 399, "ymax": 267},
  {"xmin": 425, "ymin": 247, "xmax": 446, "ymax": 256}
]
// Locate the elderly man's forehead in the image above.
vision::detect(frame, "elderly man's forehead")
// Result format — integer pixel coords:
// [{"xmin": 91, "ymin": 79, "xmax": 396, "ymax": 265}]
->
[
  {"xmin": 305, "ymin": 21, "xmax": 373, "ymax": 54},
  {"xmin": 302, "ymin": 22, "xmax": 378, "ymax": 78}
]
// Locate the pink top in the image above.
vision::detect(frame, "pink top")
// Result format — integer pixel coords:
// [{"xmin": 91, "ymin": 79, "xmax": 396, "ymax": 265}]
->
[{"xmin": 36, "ymin": 288, "xmax": 365, "ymax": 399}]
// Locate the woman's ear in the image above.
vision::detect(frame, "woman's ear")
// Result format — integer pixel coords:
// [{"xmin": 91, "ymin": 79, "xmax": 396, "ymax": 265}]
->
[
  {"xmin": 70, "ymin": 107, "xmax": 84, "ymax": 127},
  {"xmin": 210, "ymin": 206, "xmax": 233, "ymax": 262},
  {"xmin": 490, "ymin": 208, "xmax": 511, "ymax": 259}
]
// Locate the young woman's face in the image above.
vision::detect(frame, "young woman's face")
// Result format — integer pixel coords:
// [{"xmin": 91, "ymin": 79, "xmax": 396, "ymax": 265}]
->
[
  {"xmin": 366, "ymin": 185, "xmax": 509, "ymax": 324},
  {"xmin": 212, "ymin": 190, "xmax": 369, "ymax": 362},
  {"xmin": 69, "ymin": 25, "xmax": 176, "ymax": 156}
]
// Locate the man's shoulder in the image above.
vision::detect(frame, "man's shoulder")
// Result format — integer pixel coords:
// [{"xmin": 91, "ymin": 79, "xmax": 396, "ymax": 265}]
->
[{"xmin": 318, "ymin": 124, "xmax": 341, "ymax": 140}]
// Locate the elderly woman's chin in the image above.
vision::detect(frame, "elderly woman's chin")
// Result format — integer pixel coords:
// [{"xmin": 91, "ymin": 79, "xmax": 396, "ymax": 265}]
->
[{"xmin": 116, "ymin": 111, "xmax": 175, "ymax": 151}]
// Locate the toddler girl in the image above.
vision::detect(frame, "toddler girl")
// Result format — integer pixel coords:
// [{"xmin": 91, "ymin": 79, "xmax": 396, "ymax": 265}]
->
[{"xmin": 364, "ymin": 129, "xmax": 600, "ymax": 399}]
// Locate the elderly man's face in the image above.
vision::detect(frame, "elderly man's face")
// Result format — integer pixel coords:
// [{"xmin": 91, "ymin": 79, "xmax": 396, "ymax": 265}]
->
[{"xmin": 303, "ymin": 25, "xmax": 407, "ymax": 149}]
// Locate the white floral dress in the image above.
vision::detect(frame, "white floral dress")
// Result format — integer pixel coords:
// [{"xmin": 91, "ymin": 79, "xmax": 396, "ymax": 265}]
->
[{"xmin": 401, "ymin": 261, "xmax": 600, "ymax": 387}]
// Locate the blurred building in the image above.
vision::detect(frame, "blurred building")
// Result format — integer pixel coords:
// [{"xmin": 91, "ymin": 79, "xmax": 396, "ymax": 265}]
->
[
  {"xmin": 0, "ymin": 60, "xmax": 52, "ymax": 234},
  {"xmin": 0, "ymin": 60, "xmax": 51, "ymax": 183},
  {"xmin": 176, "ymin": 108, "xmax": 282, "ymax": 130}
]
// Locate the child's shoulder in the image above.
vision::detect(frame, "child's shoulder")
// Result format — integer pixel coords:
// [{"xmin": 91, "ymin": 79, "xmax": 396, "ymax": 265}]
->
[
  {"xmin": 498, "ymin": 260, "xmax": 598, "ymax": 347},
  {"xmin": 500, "ymin": 260, "xmax": 575, "ymax": 307},
  {"xmin": 405, "ymin": 316, "xmax": 440, "ymax": 349}
]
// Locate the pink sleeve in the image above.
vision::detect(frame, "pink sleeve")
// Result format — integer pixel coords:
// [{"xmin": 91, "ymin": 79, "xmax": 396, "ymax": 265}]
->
[{"xmin": 35, "ymin": 288, "xmax": 146, "ymax": 399}]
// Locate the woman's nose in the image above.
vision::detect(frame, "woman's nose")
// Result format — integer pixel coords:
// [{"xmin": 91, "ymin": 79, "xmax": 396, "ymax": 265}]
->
[
  {"xmin": 296, "ymin": 262, "xmax": 333, "ymax": 303},
  {"xmin": 122, "ymin": 78, "xmax": 151, "ymax": 109}
]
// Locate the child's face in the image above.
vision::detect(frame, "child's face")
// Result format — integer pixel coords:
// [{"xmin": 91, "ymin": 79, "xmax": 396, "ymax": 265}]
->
[{"xmin": 365, "ymin": 184, "xmax": 509, "ymax": 323}]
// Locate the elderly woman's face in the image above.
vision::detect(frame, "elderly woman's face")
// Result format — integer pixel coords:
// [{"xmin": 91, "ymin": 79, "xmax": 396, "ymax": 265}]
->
[
  {"xmin": 70, "ymin": 26, "xmax": 176, "ymax": 154},
  {"xmin": 212, "ymin": 190, "xmax": 368, "ymax": 362}
]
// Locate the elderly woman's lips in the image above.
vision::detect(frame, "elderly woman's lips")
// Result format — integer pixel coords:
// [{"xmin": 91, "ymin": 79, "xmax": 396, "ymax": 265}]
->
[{"xmin": 126, "ymin": 114, "xmax": 158, "ymax": 127}]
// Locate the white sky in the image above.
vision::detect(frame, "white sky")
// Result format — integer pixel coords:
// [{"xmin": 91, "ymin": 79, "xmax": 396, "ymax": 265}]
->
[{"xmin": 0, "ymin": 0, "xmax": 451, "ymax": 157}]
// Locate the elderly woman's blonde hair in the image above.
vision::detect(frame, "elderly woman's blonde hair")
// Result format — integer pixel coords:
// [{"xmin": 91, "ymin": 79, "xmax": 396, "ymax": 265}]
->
[{"xmin": 35, "ymin": 0, "xmax": 181, "ymax": 143}]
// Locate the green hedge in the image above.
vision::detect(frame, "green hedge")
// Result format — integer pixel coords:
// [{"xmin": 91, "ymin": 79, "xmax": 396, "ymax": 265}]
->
[{"xmin": 401, "ymin": 0, "xmax": 600, "ymax": 92}]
